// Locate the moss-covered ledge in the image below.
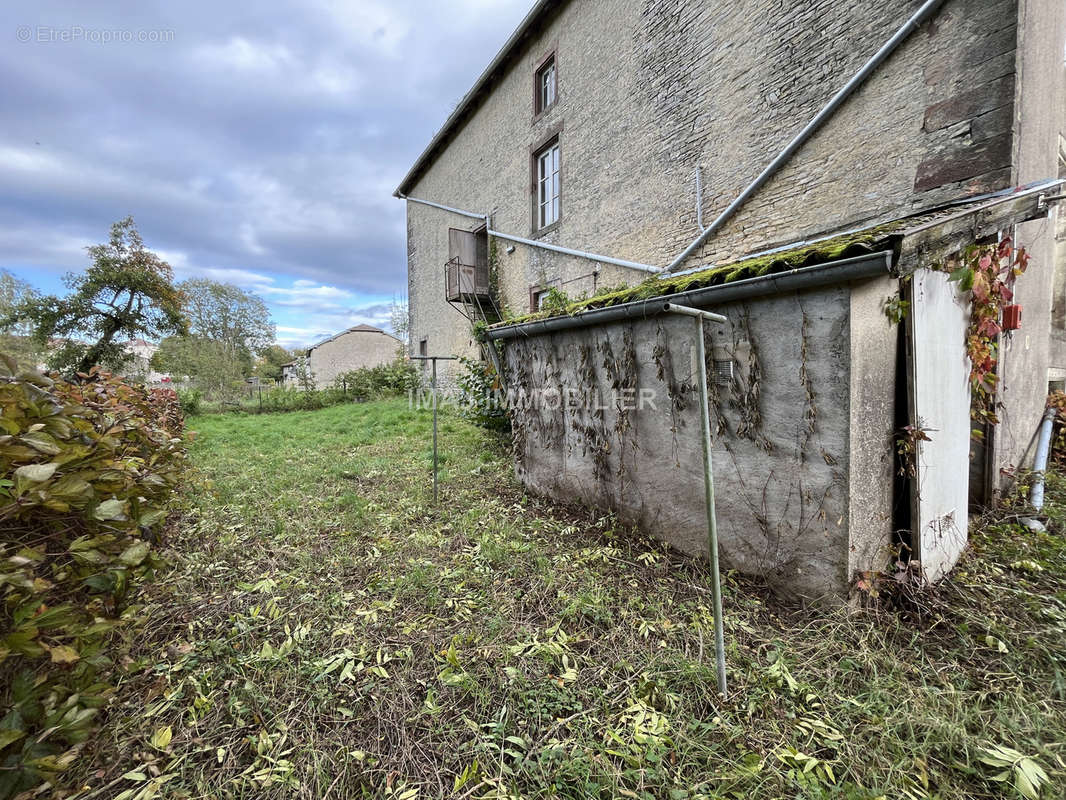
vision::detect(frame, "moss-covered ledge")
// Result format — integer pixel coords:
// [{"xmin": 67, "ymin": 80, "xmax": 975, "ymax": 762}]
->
[{"xmin": 494, "ymin": 223, "xmax": 904, "ymax": 328}]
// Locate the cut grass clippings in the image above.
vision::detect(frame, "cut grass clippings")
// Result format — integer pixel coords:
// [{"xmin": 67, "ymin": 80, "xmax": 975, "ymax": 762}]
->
[{"xmin": 67, "ymin": 400, "xmax": 1066, "ymax": 799}]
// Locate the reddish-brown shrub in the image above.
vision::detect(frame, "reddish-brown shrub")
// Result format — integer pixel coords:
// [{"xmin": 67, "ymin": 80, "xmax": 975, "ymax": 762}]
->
[{"xmin": 0, "ymin": 358, "xmax": 185, "ymax": 796}]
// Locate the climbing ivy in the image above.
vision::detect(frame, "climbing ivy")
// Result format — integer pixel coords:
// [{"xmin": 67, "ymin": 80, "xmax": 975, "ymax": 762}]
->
[{"xmin": 943, "ymin": 238, "xmax": 1029, "ymax": 425}]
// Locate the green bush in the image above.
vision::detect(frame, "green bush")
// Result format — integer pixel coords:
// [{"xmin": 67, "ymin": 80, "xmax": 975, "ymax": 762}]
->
[
  {"xmin": 201, "ymin": 360, "xmax": 418, "ymax": 416},
  {"xmin": 176, "ymin": 387, "xmax": 202, "ymax": 416},
  {"xmin": 334, "ymin": 360, "xmax": 418, "ymax": 400},
  {"xmin": 0, "ymin": 360, "xmax": 184, "ymax": 796},
  {"xmin": 455, "ymin": 356, "xmax": 510, "ymax": 433}
]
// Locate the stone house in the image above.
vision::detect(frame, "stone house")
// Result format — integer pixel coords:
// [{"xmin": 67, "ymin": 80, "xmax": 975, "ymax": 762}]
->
[
  {"xmin": 279, "ymin": 361, "xmax": 299, "ymax": 386},
  {"xmin": 117, "ymin": 339, "xmax": 168, "ymax": 384},
  {"xmin": 302, "ymin": 324, "xmax": 402, "ymax": 388},
  {"xmin": 395, "ymin": 0, "xmax": 1066, "ymax": 596}
]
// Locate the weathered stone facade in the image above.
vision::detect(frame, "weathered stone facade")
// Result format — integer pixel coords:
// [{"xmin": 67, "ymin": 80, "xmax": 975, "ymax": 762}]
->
[
  {"xmin": 401, "ymin": 0, "xmax": 1057, "ymax": 387},
  {"xmin": 398, "ymin": 0, "xmax": 1066, "ymax": 593},
  {"xmin": 306, "ymin": 325, "xmax": 402, "ymax": 388}
]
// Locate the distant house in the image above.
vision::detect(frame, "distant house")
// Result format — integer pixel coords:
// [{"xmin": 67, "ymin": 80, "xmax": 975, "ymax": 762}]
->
[
  {"xmin": 280, "ymin": 361, "xmax": 298, "ymax": 385},
  {"xmin": 303, "ymin": 324, "xmax": 401, "ymax": 387},
  {"xmin": 119, "ymin": 338, "xmax": 167, "ymax": 384}
]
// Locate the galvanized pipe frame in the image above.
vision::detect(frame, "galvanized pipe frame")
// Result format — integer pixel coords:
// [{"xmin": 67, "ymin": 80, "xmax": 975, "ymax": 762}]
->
[{"xmin": 663, "ymin": 302, "xmax": 728, "ymax": 696}]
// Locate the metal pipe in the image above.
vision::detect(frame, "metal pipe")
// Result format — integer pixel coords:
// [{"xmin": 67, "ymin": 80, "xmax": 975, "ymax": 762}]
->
[
  {"xmin": 411, "ymin": 354, "xmax": 458, "ymax": 503},
  {"xmin": 398, "ymin": 193, "xmax": 488, "ymax": 222},
  {"xmin": 399, "ymin": 194, "xmax": 659, "ymax": 273},
  {"xmin": 486, "ymin": 250, "xmax": 892, "ymax": 341},
  {"xmin": 694, "ymin": 167, "xmax": 705, "ymax": 232},
  {"xmin": 662, "ymin": 302, "xmax": 726, "ymax": 323},
  {"xmin": 662, "ymin": 0, "xmax": 947, "ymax": 273},
  {"xmin": 1030, "ymin": 407, "xmax": 1056, "ymax": 511},
  {"xmin": 432, "ymin": 358, "xmax": 438, "ymax": 503},
  {"xmin": 663, "ymin": 302, "xmax": 728, "ymax": 696},
  {"xmin": 485, "ymin": 228, "xmax": 659, "ymax": 273}
]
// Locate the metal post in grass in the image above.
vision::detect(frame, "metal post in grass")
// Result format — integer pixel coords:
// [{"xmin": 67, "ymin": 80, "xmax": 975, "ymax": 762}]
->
[
  {"xmin": 662, "ymin": 302, "xmax": 729, "ymax": 697},
  {"xmin": 258, "ymin": 384, "xmax": 262, "ymax": 412},
  {"xmin": 411, "ymin": 355, "xmax": 457, "ymax": 503}
]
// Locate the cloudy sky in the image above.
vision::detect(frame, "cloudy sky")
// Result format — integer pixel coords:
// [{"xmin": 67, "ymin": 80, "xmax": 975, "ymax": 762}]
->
[{"xmin": 0, "ymin": 0, "xmax": 531, "ymax": 347}]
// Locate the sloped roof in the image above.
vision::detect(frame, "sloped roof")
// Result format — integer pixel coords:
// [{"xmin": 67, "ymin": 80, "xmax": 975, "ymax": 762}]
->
[{"xmin": 308, "ymin": 324, "xmax": 400, "ymax": 352}]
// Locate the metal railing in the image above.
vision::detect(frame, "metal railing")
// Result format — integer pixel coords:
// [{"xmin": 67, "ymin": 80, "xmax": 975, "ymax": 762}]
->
[{"xmin": 445, "ymin": 256, "xmax": 491, "ymax": 302}]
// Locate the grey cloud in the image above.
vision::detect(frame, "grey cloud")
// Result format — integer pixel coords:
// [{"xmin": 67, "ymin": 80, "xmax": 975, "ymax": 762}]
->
[{"xmin": 1, "ymin": 0, "xmax": 532, "ymax": 296}]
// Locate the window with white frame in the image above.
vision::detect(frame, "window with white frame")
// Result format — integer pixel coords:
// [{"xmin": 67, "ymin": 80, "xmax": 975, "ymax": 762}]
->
[
  {"xmin": 536, "ymin": 141, "xmax": 560, "ymax": 229},
  {"xmin": 536, "ymin": 56, "xmax": 556, "ymax": 114}
]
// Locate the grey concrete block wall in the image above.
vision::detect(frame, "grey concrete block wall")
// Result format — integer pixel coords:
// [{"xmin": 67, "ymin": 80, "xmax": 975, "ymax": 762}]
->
[
  {"xmin": 405, "ymin": 0, "xmax": 1029, "ymax": 392},
  {"xmin": 501, "ymin": 277, "xmax": 898, "ymax": 598}
]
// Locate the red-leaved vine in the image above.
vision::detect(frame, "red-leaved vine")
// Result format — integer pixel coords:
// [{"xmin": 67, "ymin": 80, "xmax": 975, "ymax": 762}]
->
[{"xmin": 942, "ymin": 237, "xmax": 1030, "ymax": 425}]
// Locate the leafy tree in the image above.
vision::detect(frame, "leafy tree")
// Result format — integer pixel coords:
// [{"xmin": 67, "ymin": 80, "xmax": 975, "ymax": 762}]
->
[
  {"xmin": 179, "ymin": 279, "xmax": 274, "ymax": 372},
  {"xmin": 254, "ymin": 344, "xmax": 296, "ymax": 382},
  {"xmin": 291, "ymin": 353, "xmax": 314, "ymax": 390},
  {"xmin": 7, "ymin": 217, "xmax": 186, "ymax": 375},
  {"xmin": 0, "ymin": 270, "xmax": 43, "ymax": 368},
  {"xmin": 151, "ymin": 335, "xmax": 246, "ymax": 395},
  {"xmin": 390, "ymin": 296, "xmax": 409, "ymax": 345}
]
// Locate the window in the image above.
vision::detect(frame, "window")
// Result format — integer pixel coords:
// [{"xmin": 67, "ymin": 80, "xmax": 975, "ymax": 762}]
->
[
  {"xmin": 535, "ymin": 141, "xmax": 560, "ymax": 229},
  {"xmin": 529, "ymin": 285, "xmax": 548, "ymax": 312},
  {"xmin": 535, "ymin": 56, "xmax": 556, "ymax": 114},
  {"xmin": 418, "ymin": 338, "xmax": 428, "ymax": 357}
]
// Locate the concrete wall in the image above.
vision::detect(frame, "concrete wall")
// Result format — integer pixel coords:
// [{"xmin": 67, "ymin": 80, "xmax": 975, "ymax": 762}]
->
[
  {"xmin": 406, "ymin": 0, "xmax": 1022, "ymax": 389},
  {"xmin": 308, "ymin": 330, "xmax": 402, "ymax": 387},
  {"xmin": 992, "ymin": 0, "xmax": 1066, "ymax": 485},
  {"xmin": 502, "ymin": 277, "xmax": 898, "ymax": 598}
]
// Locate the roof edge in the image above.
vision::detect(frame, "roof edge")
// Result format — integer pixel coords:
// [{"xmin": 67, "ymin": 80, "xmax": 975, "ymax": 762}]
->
[
  {"xmin": 394, "ymin": 0, "xmax": 565, "ymax": 198},
  {"xmin": 485, "ymin": 251, "xmax": 894, "ymax": 341},
  {"xmin": 308, "ymin": 325, "xmax": 402, "ymax": 352}
]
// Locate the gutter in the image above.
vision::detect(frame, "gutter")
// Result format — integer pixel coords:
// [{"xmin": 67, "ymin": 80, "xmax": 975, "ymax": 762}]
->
[{"xmin": 486, "ymin": 250, "xmax": 893, "ymax": 341}]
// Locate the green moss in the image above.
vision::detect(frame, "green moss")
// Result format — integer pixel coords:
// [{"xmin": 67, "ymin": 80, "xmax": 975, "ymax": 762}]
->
[{"xmin": 494, "ymin": 223, "xmax": 903, "ymax": 328}]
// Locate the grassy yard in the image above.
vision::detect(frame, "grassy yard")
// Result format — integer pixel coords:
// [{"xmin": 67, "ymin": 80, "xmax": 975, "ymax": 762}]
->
[{"xmin": 71, "ymin": 400, "xmax": 1066, "ymax": 799}]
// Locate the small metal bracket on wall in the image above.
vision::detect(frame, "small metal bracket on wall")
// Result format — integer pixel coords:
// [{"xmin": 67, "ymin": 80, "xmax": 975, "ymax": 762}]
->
[
  {"xmin": 663, "ymin": 301, "xmax": 729, "ymax": 697},
  {"xmin": 411, "ymin": 355, "xmax": 457, "ymax": 504}
]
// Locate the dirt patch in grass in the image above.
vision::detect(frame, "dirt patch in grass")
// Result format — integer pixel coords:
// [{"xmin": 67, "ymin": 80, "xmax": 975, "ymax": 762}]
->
[{"xmin": 68, "ymin": 401, "xmax": 1066, "ymax": 799}]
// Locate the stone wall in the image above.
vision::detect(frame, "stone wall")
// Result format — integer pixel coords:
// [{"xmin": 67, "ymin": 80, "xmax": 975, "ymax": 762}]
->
[
  {"xmin": 308, "ymin": 329, "xmax": 402, "ymax": 387},
  {"xmin": 501, "ymin": 275, "xmax": 898, "ymax": 598},
  {"xmin": 406, "ymin": 0, "xmax": 1026, "ymax": 389}
]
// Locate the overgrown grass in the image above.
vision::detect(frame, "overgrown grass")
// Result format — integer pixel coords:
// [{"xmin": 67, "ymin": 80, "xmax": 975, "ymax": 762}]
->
[{"xmin": 69, "ymin": 401, "xmax": 1066, "ymax": 799}]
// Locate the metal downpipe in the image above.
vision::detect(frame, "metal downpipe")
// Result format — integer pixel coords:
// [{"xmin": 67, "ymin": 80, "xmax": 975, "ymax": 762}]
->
[{"xmin": 1030, "ymin": 407, "xmax": 1057, "ymax": 511}]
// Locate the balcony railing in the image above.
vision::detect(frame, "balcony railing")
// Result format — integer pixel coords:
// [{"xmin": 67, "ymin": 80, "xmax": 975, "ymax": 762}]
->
[{"xmin": 445, "ymin": 256, "xmax": 491, "ymax": 303}]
